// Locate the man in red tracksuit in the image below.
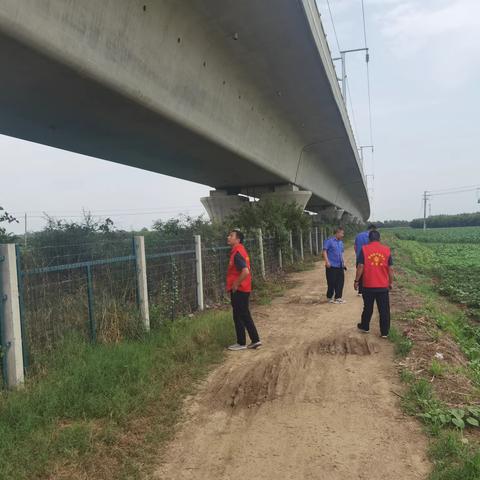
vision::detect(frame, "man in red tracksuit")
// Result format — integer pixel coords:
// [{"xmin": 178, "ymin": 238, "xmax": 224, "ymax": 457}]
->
[
  {"xmin": 353, "ymin": 230, "xmax": 394, "ymax": 338},
  {"xmin": 226, "ymin": 228, "xmax": 262, "ymax": 351}
]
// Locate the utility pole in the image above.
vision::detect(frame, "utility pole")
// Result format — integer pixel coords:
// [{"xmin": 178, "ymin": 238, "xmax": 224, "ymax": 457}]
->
[
  {"xmin": 423, "ymin": 191, "xmax": 429, "ymax": 231},
  {"xmin": 24, "ymin": 213, "xmax": 27, "ymax": 247},
  {"xmin": 333, "ymin": 47, "xmax": 369, "ymax": 102},
  {"xmin": 358, "ymin": 145, "xmax": 374, "ymax": 169}
]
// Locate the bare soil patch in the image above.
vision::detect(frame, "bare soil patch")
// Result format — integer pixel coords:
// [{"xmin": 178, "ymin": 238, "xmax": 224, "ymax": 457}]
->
[{"xmin": 154, "ymin": 253, "xmax": 430, "ymax": 480}]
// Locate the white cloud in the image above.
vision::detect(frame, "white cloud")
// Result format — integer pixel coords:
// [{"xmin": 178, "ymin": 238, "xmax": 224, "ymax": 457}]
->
[{"xmin": 379, "ymin": 0, "xmax": 480, "ymax": 88}]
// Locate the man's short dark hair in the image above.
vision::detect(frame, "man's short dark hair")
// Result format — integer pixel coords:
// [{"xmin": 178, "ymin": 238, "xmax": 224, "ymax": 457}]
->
[
  {"xmin": 367, "ymin": 224, "xmax": 377, "ymax": 231},
  {"xmin": 335, "ymin": 226, "xmax": 344, "ymax": 233},
  {"xmin": 369, "ymin": 230, "xmax": 381, "ymax": 242},
  {"xmin": 231, "ymin": 228, "xmax": 244, "ymax": 243}
]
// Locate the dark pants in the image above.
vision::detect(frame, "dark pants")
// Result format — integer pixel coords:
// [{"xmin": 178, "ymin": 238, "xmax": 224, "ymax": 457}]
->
[
  {"xmin": 326, "ymin": 267, "xmax": 345, "ymax": 300},
  {"xmin": 360, "ymin": 289, "xmax": 391, "ymax": 336},
  {"xmin": 230, "ymin": 291, "xmax": 260, "ymax": 345},
  {"xmin": 358, "ymin": 276, "xmax": 364, "ymax": 294},
  {"xmin": 356, "ymin": 261, "xmax": 364, "ymax": 294}
]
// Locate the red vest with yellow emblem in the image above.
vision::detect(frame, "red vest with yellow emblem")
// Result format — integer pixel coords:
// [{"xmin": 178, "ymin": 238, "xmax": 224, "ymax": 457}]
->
[
  {"xmin": 226, "ymin": 243, "xmax": 252, "ymax": 293},
  {"xmin": 361, "ymin": 241, "xmax": 391, "ymax": 288}
]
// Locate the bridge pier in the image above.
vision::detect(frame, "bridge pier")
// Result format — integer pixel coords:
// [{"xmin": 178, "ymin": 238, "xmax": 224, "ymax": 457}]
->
[
  {"xmin": 258, "ymin": 185, "xmax": 312, "ymax": 211},
  {"xmin": 200, "ymin": 190, "xmax": 248, "ymax": 223},
  {"xmin": 341, "ymin": 212, "xmax": 355, "ymax": 224},
  {"xmin": 314, "ymin": 206, "xmax": 345, "ymax": 223},
  {"xmin": 201, "ymin": 185, "xmax": 313, "ymax": 223}
]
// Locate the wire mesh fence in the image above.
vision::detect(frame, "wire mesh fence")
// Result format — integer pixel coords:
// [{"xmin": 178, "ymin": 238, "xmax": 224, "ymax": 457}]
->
[
  {"xmin": 3, "ymin": 229, "xmax": 319, "ymax": 379},
  {"xmin": 17, "ymin": 238, "xmax": 138, "ymax": 366},
  {"xmin": 146, "ymin": 238, "xmax": 197, "ymax": 326},
  {"xmin": 264, "ymin": 236, "xmax": 281, "ymax": 275}
]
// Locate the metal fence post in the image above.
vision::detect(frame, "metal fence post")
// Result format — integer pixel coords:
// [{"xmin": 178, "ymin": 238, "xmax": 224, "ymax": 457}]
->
[
  {"xmin": 134, "ymin": 236, "xmax": 150, "ymax": 331},
  {"xmin": 289, "ymin": 231, "xmax": 294, "ymax": 263},
  {"xmin": 299, "ymin": 230, "xmax": 304, "ymax": 261},
  {"xmin": 315, "ymin": 227, "xmax": 319, "ymax": 256},
  {"xmin": 194, "ymin": 235, "xmax": 204, "ymax": 311},
  {"xmin": 257, "ymin": 229, "xmax": 266, "ymax": 279},
  {"xmin": 85, "ymin": 265, "xmax": 96, "ymax": 342},
  {"xmin": 0, "ymin": 244, "xmax": 24, "ymax": 388},
  {"xmin": 308, "ymin": 229, "xmax": 313, "ymax": 256}
]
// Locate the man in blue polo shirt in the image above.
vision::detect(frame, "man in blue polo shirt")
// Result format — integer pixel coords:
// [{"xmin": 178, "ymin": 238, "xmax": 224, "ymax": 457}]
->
[
  {"xmin": 354, "ymin": 224, "xmax": 377, "ymax": 295},
  {"xmin": 322, "ymin": 226, "xmax": 346, "ymax": 304}
]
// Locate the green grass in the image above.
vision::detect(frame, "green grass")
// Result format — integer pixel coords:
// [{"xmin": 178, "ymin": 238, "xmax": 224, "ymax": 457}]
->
[
  {"xmin": 252, "ymin": 277, "xmax": 291, "ymax": 305},
  {"xmin": 430, "ymin": 359, "xmax": 446, "ymax": 378},
  {"xmin": 429, "ymin": 431, "xmax": 480, "ymax": 480},
  {"xmin": 284, "ymin": 258, "xmax": 316, "ymax": 273},
  {"xmin": 0, "ymin": 310, "xmax": 234, "ymax": 480},
  {"xmin": 388, "ymin": 325, "xmax": 413, "ymax": 356},
  {"xmin": 386, "ymin": 232, "xmax": 480, "ymax": 479}
]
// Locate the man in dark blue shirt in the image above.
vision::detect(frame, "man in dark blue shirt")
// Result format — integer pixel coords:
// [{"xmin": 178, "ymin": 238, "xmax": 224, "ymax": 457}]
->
[
  {"xmin": 322, "ymin": 227, "xmax": 346, "ymax": 303},
  {"xmin": 354, "ymin": 224, "xmax": 377, "ymax": 295}
]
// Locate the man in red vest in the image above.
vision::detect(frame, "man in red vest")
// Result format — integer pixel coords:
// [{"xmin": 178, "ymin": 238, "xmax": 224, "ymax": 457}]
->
[
  {"xmin": 353, "ymin": 230, "xmax": 394, "ymax": 338},
  {"xmin": 226, "ymin": 228, "xmax": 262, "ymax": 351}
]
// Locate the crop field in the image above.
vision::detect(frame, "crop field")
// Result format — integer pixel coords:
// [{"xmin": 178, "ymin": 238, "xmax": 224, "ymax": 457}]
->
[
  {"xmin": 391, "ymin": 227, "xmax": 480, "ymax": 316},
  {"xmin": 394, "ymin": 226, "xmax": 480, "ymax": 244}
]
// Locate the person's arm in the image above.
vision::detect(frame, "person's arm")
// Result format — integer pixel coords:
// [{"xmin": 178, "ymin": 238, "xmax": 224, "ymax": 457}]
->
[
  {"xmin": 232, "ymin": 267, "xmax": 250, "ymax": 292},
  {"xmin": 354, "ymin": 264, "xmax": 364, "ymax": 290},
  {"xmin": 354, "ymin": 249, "xmax": 364, "ymax": 290},
  {"xmin": 322, "ymin": 249, "xmax": 331, "ymax": 268}
]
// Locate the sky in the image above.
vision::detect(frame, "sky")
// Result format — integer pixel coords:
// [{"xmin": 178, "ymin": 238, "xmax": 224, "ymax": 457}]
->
[{"xmin": 2, "ymin": 0, "xmax": 480, "ymax": 235}]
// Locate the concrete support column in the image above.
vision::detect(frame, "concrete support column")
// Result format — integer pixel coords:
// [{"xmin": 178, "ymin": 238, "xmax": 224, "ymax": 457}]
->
[
  {"xmin": 134, "ymin": 236, "xmax": 150, "ymax": 332},
  {"xmin": 315, "ymin": 227, "xmax": 319, "ymax": 255},
  {"xmin": 278, "ymin": 247, "xmax": 283, "ymax": 270},
  {"xmin": 0, "ymin": 244, "xmax": 24, "ymax": 388},
  {"xmin": 259, "ymin": 184, "xmax": 312, "ymax": 210},
  {"xmin": 308, "ymin": 230, "xmax": 313, "ymax": 256},
  {"xmin": 341, "ymin": 212, "xmax": 355, "ymax": 225},
  {"xmin": 200, "ymin": 190, "xmax": 248, "ymax": 223}
]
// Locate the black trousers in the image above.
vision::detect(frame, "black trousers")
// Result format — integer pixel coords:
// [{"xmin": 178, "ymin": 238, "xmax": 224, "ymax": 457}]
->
[
  {"xmin": 360, "ymin": 289, "xmax": 391, "ymax": 336},
  {"xmin": 325, "ymin": 267, "xmax": 345, "ymax": 300},
  {"xmin": 355, "ymin": 261, "xmax": 364, "ymax": 294},
  {"xmin": 230, "ymin": 291, "xmax": 260, "ymax": 345}
]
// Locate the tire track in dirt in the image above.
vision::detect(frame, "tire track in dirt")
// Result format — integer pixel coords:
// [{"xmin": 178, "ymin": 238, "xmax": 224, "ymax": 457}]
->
[{"xmin": 153, "ymin": 253, "xmax": 430, "ymax": 479}]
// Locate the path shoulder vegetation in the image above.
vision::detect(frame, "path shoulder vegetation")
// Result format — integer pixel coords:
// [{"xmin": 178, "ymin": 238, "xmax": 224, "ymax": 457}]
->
[{"xmin": 387, "ymin": 230, "xmax": 480, "ymax": 480}]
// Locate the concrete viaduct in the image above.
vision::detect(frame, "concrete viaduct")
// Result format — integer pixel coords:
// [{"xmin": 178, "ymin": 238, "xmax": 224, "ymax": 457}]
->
[{"xmin": 0, "ymin": 0, "xmax": 369, "ymax": 223}]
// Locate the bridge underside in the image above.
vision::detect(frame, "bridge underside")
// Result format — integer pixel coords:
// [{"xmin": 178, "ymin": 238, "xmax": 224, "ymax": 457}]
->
[{"xmin": 0, "ymin": 0, "xmax": 369, "ymax": 220}]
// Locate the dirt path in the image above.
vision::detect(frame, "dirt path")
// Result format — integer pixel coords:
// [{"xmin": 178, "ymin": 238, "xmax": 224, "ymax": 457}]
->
[{"xmin": 154, "ymin": 253, "xmax": 430, "ymax": 480}]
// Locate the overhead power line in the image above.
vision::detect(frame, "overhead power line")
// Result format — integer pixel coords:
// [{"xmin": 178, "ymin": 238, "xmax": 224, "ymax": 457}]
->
[{"xmin": 326, "ymin": 0, "xmax": 341, "ymax": 53}]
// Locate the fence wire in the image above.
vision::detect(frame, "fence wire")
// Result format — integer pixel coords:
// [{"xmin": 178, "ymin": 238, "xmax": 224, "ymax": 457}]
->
[
  {"xmin": 18, "ymin": 238, "xmax": 136, "ymax": 364},
  {"xmin": 13, "ymin": 232, "xmax": 290, "ymax": 371},
  {"xmin": 146, "ymin": 238, "xmax": 197, "ymax": 326}
]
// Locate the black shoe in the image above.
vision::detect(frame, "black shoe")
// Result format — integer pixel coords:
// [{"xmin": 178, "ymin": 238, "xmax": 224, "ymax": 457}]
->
[
  {"xmin": 357, "ymin": 323, "xmax": 369, "ymax": 334},
  {"xmin": 247, "ymin": 341, "xmax": 262, "ymax": 349}
]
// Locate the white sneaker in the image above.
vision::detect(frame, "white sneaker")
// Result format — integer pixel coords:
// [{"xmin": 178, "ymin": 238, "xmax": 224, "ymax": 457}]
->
[
  {"xmin": 247, "ymin": 341, "xmax": 262, "ymax": 349},
  {"xmin": 328, "ymin": 298, "xmax": 335, "ymax": 304},
  {"xmin": 227, "ymin": 343, "xmax": 247, "ymax": 351},
  {"xmin": 335, "ymin": 298, "xmax": 346, "ymax": 304}
]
